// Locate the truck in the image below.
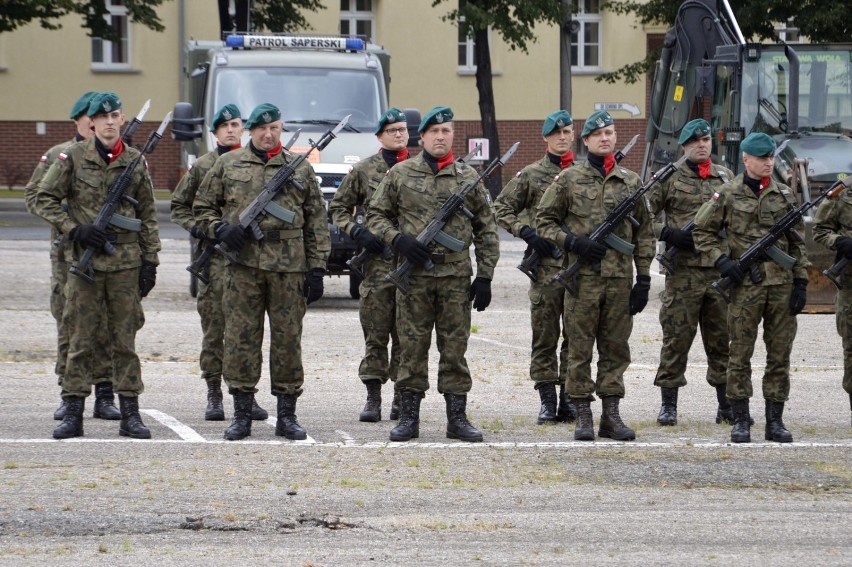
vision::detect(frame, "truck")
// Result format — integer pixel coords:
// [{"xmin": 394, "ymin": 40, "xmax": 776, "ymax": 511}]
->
[
  {"xmin": 644, "ymin": 0, "xmax": 852, "ymax": 312},
  {"xmin": 171, "ymin": 33, "xmax": 411, "ymax": 299}
]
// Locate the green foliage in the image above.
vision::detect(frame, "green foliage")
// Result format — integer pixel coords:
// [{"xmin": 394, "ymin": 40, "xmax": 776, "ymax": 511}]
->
[
  {"xmin": 251, "ymin": 0, "xmax": 325, "ymax": 33},
  {"xmin": 0, "ymin": 0, "xmax": 169, "ymax": 39}
]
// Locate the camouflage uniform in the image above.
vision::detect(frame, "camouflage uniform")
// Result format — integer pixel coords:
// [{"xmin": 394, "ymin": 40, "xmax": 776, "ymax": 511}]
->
[
  {"xmin": 646, "ymin": 161, "xmax": 734, "ymax": 390},
  {"xmin": 693, "ymin": 176, "xmax": 809, "ymax": 402},
  {"xmin": 31, "ymin": 137, "xmax": 161, "ymax": 399},
  {"xmin": 537, "ymin": 160, "xmax": 653, "ymax": 400},
  {"xmin": 366, "ymin": 153, "xmax": 500, "ymax": 395},
  {"xmin": 193, "ymin": 146, "xmax": 331, "ymax": 396},
  {"xmin": 329, "ymin": 151, "xmax": 400, "ymax": 386}
]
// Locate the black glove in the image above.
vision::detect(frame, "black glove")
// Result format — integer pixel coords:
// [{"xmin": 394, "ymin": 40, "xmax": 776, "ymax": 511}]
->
[
  {"xmin": 629, "ymin": 275, "xmax": 651, "ymax": 315},
  {"xmin": 69, "ymin": 224, "xmax": 108, "ymax": 249},
  {"xmin": 567, "ymin": 234, "xmax": 607, "ymax": 263},
  {"xmin": 661, "ymin": 226, "xmax": 695, "ymax": 251},
  {"xmin": 139, "ymin": 261, "xmax": 157, "ymax": 298},
  {"xmin": 519, "ymin": 225, "xmax": 555, "ymax": 258},
  {"xmin": 836, "ymin": 236, "xmax": 852, "ymax": 259},
  {"xmin": 351, "ymin": 225, "xmax": 385, "ymax": 254},
  {"xmin": 303, "ymin": 268, "xmax": 325, "ymax": 305},
  {"xmin": 468, "ymin": 277, "xmax": 492, "ymax": 312},
  {"xmin": 215, "ymin": 222, "xmax": 247, "ymax": 252},
  {"xmin": 393, "ymin": 234, "xmax": 431, "ymax": 266},
  {"xmin": 715, "ymin": 255, "xmax": 744, "ymax": 285},
  {"xmin": 190, "ymin": 226, "xmax": 206, "ymax": 240},
  {"xmin": 789, "ymin": 278, "xmax": 807, "ymax": 315}
]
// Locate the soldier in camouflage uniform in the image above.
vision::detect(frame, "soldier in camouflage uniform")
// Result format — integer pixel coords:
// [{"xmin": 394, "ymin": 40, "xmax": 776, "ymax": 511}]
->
[
  {"xmin": 494, "ymin": 110, "xmax": 577, "ymax": 425},
  {"xmin": 170, "ymin": 103, "xmax": 268, "ymax": 423},
  {"xmin": 367, "ymin": 106, "xmax": 500, "ymax": 443},
  {"xmin": 329, "ymin": 107, "xmax": 409, "ymax": 423},
  {"xmin": 693, "ymin": 132, "xmax": 809, "ymax": 443},
  {"xmin": 31, "ymin": 92, "xmax": 161, "ymax": 440},
  {"xmin": 646, "ymin": 119, "xmax": 735, "ymax": 426},
  {"xmin": 809, "ymin": 178, "xmax": 852, "ymax": 426},
  {"xmin": 537, "ymin": 111, "xmax": 653, "ymax": 442},
  {"xmin": 25, "ymin": 91, "xmax": 121, "ymax": 423},
  {"xmin": 194, "ymin": 103, "xmax": 331, "ymax": 441}
]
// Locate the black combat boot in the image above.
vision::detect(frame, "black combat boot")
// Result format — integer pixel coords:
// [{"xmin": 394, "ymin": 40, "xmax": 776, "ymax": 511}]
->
[
  {"xmin": 730, "ymin": 398, "xmax": 751, "ymax": 443},
  {"xmin": 599, "ymin": 396, "xmax": 636, "ymax": 441},
  {"xmin": 93, "ymin": 382, "xmax": 121, "ymax": 420},
  {"xmin": 53, "ymin": 397, "xmax": 85, "ymax": 439},
  {"xmin": 556, "ymin": 385, "xmax": 577, "ymax": 423},
  {"xmin": 715, "ymin": 384, "xmax": 734, "ymax": 424},
  {"xmin": 574, "ymin": 398, "xmax": 595, "ymax": 441},
  {"xmin": 765, "ymin": 400, "xmax": 793, "ymax": 443},
  {"xmin": 389, "ymin": 390, "xmax": 401, "ymax": 421},
  {"xmin": 205, "ymin": 379, "xmax": 225, "ymax": 421},
  {"xmin": 53, "ymin": 396, "xmax": 68, "ymax": 420},
  {"xmin": 389, "ymin": 391, "xmax": 421, "ymax": 442},
  {"xmin": 118, "ymin": 396, "xmax": 151, "ymax": 439},
  {"xmin": 224, "ymin": 391, "xmax": 253, "ymax": 441},
  {"xmin": 359, "ymin": 380, "xmax": 382, "ymax": 422},
  {"xmin": 536, "ymin": 383, "xmax": 558, "ymax": 425},
  {"xmin": 445, "ymin": 393, "xmax": 483, "ymax": 442},
  {"xmin": 275, "ymin": 394, "xmax": 308, "ymax": 440},
  {"xmin": 657, "ymin": 387, "xmax": 678, "ymax": 426},
  {"xmin": 251, "ymin": 397, "xmax": 269, "ymax": 421}
]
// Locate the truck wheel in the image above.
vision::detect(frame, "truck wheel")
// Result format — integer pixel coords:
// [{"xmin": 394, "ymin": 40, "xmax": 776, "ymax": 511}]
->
[{"xmin": 349, "ymin": 271, "xmax": 362, "ymax": 299}]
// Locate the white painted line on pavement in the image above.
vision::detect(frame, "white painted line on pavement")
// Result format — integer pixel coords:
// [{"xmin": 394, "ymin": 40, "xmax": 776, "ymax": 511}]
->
[
  {"xmin": 260, "ymin": 417, "xmax": 318, "ymax": 444},
  {"xmin": 336, "ymin": 430, "xmax": 357, "ymax": 445},
  {"xmin": 141, "ymin": 409, "xmax": 205, "ymax": 442}
]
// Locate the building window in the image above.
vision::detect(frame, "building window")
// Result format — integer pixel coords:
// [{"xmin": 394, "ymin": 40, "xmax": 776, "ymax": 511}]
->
[
  {"xmin": 571, "ymin": 0, "xmax": 601, "ymax": 71},
  {"xmin": 340, "ymin": 0, "xmax": 375, "ymax": 42},
  {"xmin": 458, "ymin": 13, "xmax": 477, "ymax": 72},
  {"xmin": 776, "ymin": 19, "xmax": 800, "ymax": 42},
  {"xmin": 91, "ymin": 0, "xmax": 130, "ymax": 68}
]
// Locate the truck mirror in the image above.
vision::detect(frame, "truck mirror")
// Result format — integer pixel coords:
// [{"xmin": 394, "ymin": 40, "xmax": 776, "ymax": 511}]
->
[{"xmin": 172, "ymin": 102, "xmax": 204, "ymax": 141}]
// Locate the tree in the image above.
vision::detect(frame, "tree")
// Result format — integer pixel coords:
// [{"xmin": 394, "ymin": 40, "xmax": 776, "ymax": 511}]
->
[
  {"xmin": 218, "ymin": 0, "xmax": 325, "ymax": 35},
  {"xmin": 431, "ymin": 0, "xmax": 568, "ymax": 195},
  {"xmin": 599, "ymin": 0, "xmax": 852, "ymax": 84}
]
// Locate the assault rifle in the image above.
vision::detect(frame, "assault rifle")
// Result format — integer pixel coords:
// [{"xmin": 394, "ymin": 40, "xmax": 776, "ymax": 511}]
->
[
  {"xmin": 385, "ymin": 141, "xmax": 520, "ymax": 294},
  {"xmin": 517, "ymin": 134, "xmax": 639, "ymax": 282},
  {"xmin": 69, "ymin": 112, "xmax": 172, "ymax": 284},
  {"xmin": 346, "ymin": 143, "xmax": 484, "ymax": 280},
  {"xmin": 120, "ymin": 99, "xmax": 151, "ymax": 146},
  {"xmin": 215, "ymin": 117, "xmax": 348, "ymax": 264},
  {"xmin": 711, "ymin": 176, "xmax": 852, "ymax": 303},
  {"xmin": 187, "ymin": 128, "xmax": 302, "ymax": 283},
  {"xmin": 553, "ymin": 151, "xmax": 692, "ymax": 296}
]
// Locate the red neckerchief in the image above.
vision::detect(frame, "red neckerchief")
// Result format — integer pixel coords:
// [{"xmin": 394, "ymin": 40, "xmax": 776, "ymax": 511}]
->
[
  {"xmin": 560, "ymin": 151, "xmax": 574, "ymax": 170},
  {"xmin": 229, "ymin": 143, "xmax": 242, "ymax": 151},
  {"xmin": 266, "ymin": 141, "xmax": 283, "ymax": 161},
  {"xmin": 697, "ymin": 159, "xmax": 712, "ymax": 180},
  {"xmin": 760, "ymin": 176, "xmax": 771, "ymax": 192},
  {"xmin": 437, "ymin": 151, "xmax": 455, "ymax": 171},
  {"xmin": 108, "ymin": 138, "xmax": 125, "ymax": 163},
  {"xmin": 603, "ymin": 153, "xmax": 615, "ymax": 175},
  {"xmin": 396, "ymin": 148, "xmax": 410, "ymax": 162}
]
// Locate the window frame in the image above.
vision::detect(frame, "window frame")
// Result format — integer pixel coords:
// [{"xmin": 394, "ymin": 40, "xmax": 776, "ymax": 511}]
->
[
  {"xmin": 91, "ymin": 0, "xmax": 131, "ymax": 70},
  {"xmin": 571, "ymin": 0, "xmax": 602, "ymax": 73},
  {"xmin": 339, "ymin": 0, "xmax": 376, "ymax": 42}
]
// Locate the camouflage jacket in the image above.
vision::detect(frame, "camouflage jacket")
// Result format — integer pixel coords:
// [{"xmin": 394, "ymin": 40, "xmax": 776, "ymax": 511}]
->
[
  {"xmin": 494, "ymin": 155, "xmax": 563, "ymax": 268},
  {"xmin": 25, "ymin": 138, "xmax": 76, "ymax": 260},
  {"xmin": 30, "ymin": 137, "xmax": 161, "ymax": 271},
  {"xmin": 193, "ymin": 146, "xmax": 331, "ymax": 273},
  {"xmin": 536, "ymin": 159, "xmax": 653, "ymax": 278},
  {"xmin": 645, "ymin": 161, "xmax": 734, "ymax": 268},
  {"xmin": 693, "ymin": 175, "xmax": 810, "ymax": 284},
  {"xmin": 366, "ymin": 152, "xmax": 500, "ymax": 280},
  {"xmin": 812, "ymin": 187, "xmax": 852, "ymax": 287},
  {"xmin": 170, "ymin": 148, "xmax": 221, "ymax": 233}
]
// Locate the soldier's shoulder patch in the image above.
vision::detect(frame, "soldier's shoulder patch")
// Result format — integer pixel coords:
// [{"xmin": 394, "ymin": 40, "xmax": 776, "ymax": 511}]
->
[
  {"xmin": 58, "ymin": 153, "xmax": 68, "ymax": 161},
  {"xmin": 515, "ymin": 170, "xmax": 522, "ymax": 178},
  {"xmin": 187, "ymin": 164, "xmax": 194, "ymax": 172},
  {"xmin": 39, "ymin": 155, "xmax": 48, "ymax": 163},
  {"xmin": 712, "ymin": 191, "xmax": 721, "ymax": 201}
]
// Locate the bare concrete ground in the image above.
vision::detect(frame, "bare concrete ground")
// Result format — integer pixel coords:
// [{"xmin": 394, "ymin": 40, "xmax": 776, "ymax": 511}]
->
[{"xmin": 0, "ymin": 238, "xmax": 850, "ymax": 566}]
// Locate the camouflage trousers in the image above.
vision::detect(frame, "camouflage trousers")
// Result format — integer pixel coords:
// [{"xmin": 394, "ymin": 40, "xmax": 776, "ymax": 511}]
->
[
  {"xmin": 222, "ymin": 264, "xmax": 306, "ymax": 396},
  {"xmin": 563, "ymin": 275, "xmax": 632, "ymax": 399},
  {"xmin": 654, "ymin": 266, "xmax": 729, "ymax": 388},
  {"xmin": 62, "ymin": 267, "xmax": 145, "ymax": 398},
  {"xmin": 50, "ymin": 239, "xmax": 112, "ymax": 386},
  {"xmin": 197, "ymin": 251, "xmax": 226, "ymax": 384},
  {"xmin": 395, "ymin": 275, "xmax": 472, "ymax": 395},
  {"xmin": 727, "ymin": 284, "xmax": 797, "ymax": 402},
  {"xmin": 834, "ymin": 288, "xmax": 852, "ymax": 395},
  {"xmin": 529, "ymin": 264, "xmax": 569, "ymax": 388},
  {"xmin": 358, "ymin": 257, "xmax": 399, "ymax": 384}
]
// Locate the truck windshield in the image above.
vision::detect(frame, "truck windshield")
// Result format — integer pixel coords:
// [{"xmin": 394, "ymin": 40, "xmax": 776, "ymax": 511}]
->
[{"xmin": 211, "ymin": 67, "xmax": 382, "ymax": 132}]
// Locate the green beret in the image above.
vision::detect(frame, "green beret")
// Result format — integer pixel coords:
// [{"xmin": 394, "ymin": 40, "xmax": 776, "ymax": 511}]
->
[
  {"xmin": 374, "ymin": 107, "xmax": 408, "ymax": 135},
  {"xmin": 581, "ymin": 110, "xmax": 614, "ymax": 138},
  {"xmin": 244, "ymin": 103, "xmax": 281, "ymax": 129},
  {"xmin": 678, "ymin": 118, "xmax": 712, "ymax": 145},
  {"xmin": 740, "ymin": 132, "xmax": 776, "ymax": 157},
  {"xmin": 542, "ymin": 110, "xmax": 573, "ymax": 136},
  {"xmin": 210, "ymin": 103, "xmax": 242, "ymax": 132},
  {"xmin": 418, "ymin": 106, "xmax": 453, "ymax": 133},
  {"xmin": 87, "ymin": 92, "xmax": 122, "ymax": 117},
  {"xmin": 70, "ymin": 91, "xmax": 99, "ymax": 120}
]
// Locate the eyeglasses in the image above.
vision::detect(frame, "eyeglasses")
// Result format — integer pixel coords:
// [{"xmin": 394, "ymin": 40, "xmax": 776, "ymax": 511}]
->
[{"xmin": 383, "ymin": 127, "xmax": 407, "ymax": 136}]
